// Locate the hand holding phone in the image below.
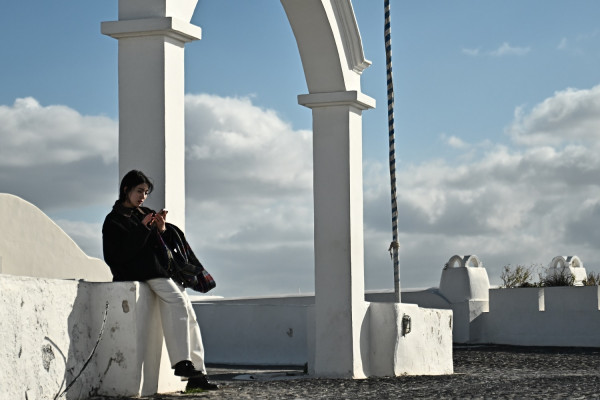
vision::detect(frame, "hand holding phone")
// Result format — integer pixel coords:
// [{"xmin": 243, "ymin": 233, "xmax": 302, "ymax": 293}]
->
[
  {"xmin": 142, "ymin": 212, "xmax": 155, "ymax": 227},
  {"xmin": 153, "ymin": 209, "xmax": 167, "ymax": 231}
]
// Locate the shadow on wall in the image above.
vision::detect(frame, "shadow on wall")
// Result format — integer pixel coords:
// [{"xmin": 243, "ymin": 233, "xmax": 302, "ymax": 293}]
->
[
  {"xmin": 40, "ymin": 283, "xmax": 113, "ymax": 399},
  {"xmin": 62, "ymin": 286, "xmax": 103, "ymax": 399},
  {"xmin": 359, "ymin": 304, "xmax": 370, "ymax": 378},
  {"xmin": 0, "ymin": 277, "xmax": 97, "ymax": 399}
]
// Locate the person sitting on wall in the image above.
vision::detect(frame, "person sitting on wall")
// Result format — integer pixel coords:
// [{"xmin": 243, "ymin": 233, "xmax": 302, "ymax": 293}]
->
[{"xmin": 102, "ymin": 169, "xmax": 218, "ymax": 391}]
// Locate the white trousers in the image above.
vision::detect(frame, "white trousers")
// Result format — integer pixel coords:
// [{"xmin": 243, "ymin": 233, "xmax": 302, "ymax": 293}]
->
[{"xmin": 146, "ymin": 278, "xmax": 206, "ymax": 373}]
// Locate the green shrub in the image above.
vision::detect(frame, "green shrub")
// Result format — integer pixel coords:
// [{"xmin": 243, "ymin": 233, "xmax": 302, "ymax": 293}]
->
[
  {"xmin": 500, "ymin": 264, "xmax": 537, "ymax": 288},
  {"xmin": 583, "ymin": 271, "xmax": 600, "ymax": 286},
  {"xmin": 500, "ymin": 264, "xmax": 599, "ymax": 288},
  {"xmin": 540, "ymin": 268, "xmax": 575, "ymax": 287}
]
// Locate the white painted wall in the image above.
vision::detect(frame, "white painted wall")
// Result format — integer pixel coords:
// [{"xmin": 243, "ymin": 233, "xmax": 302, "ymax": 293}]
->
[
  {"xmin": 191, "ymin": 281, "xmax": 600, "ymax": 372},
  {"xmin": 193, "ymin": 297, "xmax": 453, "ymax": 377},
  {"xmin": 0, "ymin": 193, "xmax": 112, "ymax": 282},
  {"xmin": 483, "ymin": 286, "xmax": 600, "ymax": 347},
  {"xmin": 6, "ymin": 246, "xmax": 600, "ymax": 398},
  {"xmin": 398, "ymin": 255, "xmax": 491, "ymax": 343},
  {"xmin": 193, "ymin": 302, "xmax": 310, "ymax": 366},
  {"xmin": 0, "ymin": 274, "xmax": 183, "ymax": 399},
  {"xmin": 396, "ymin": 257, "xmax": 600, "ymax": 348},
  {"xmin": 369, "ymin": 302, "xmax": 453, "ymax": 376}
]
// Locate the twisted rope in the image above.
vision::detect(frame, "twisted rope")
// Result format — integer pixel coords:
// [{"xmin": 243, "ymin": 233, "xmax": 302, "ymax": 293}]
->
[{"xmin": 385, "ymin": 0, "xmax": 400, "ymax": 303}]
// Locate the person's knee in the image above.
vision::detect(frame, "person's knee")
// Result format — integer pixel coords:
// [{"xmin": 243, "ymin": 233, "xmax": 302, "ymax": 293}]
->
[{"xmin": 161, "ymin": 293, "xmax": 187, "ymax": 306}]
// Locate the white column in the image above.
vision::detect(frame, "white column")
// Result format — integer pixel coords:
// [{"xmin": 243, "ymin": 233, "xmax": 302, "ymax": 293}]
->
[
  {"xmin": 299, "ymin": 90, "xmax": 375, "ymax": 378},
  {"xmin": 101, "ymin": 2, "xmax": 201, "ymax": 230}
]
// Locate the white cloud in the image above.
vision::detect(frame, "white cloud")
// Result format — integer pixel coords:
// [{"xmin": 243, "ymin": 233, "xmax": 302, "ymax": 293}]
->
[
  {"xmin": 507, "ymin": 85, "xmax": 600, "ymax": 146},
  {"xmin": 0, "ymin": 97, "xmax": 117, "ymax": 167},
  {"xmin": 576, "ymin": 29, "xmax": 600, "ymax": 42},
  {"xmin": 557, "ymin": 31, "xmax": 599, "ymax": 55},
  {"xmin": 441, "ymin": 133, "xmax": 469, "ymax": 149},
  {"xmin": 361, "ymin": 85, "xmax": 600, "ymax": 289},
  {"xmin": 181, "ymin": 93, "xmax": 315, "ymax": 296},
  {"xmin": 364, "ymin": 143, "xmax": 600, "ymax": 287},
  {"xmin": 184, "ymin": 94, "xmax": 312, "ymax": 191},
  {"xmin": 0, "ymin": 94, "xmax": 315, "ymax": 297},
  {"xmin": 0, "ymin": 98, "xmax": 118, "ymax": 211},
  {"xmin": 461, "ymin": 47, "xmax": 480, "ymax": 56},
  {"xmin": 462, "ymin": 42, "xmax": 530, "ymax": 58},
  {"xmin": 489, "ymin": 42, "xmax": 531, "ymax": 57},
  {"xmin": 557, "ymin": 37, "xmax": 568, "ymax": 50},
  {"xmin": 4, "ymin": 87, "xmax": 600, "ymax": 296}
]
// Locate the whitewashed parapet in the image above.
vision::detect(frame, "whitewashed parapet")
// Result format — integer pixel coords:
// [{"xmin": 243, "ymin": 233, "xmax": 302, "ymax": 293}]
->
[
  {"xmin": 544, "ymin": 286, "xmax": 600, "ymax": 312},
  {"xmin": 489, "ymin": 287, "xmax": 544, "ymax": 313},
  {"xmin": 546, "ymin": 255, "xmax": 587, "ymax": 286},
  {"xmin": 0, "ymin": 274, "xmax": 182, "ymax": 399},
  {"xmin": 485, "ymin": 285, "xmax": 600, "ymax": 346},
  {"xmin": 0, "ymin": 193, "xmax": 112, "ymax": 282}
]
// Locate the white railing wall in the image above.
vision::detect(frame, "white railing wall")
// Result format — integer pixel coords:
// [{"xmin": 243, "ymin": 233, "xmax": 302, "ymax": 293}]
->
[
  {"xmin": 0, "ymin": 274, "xmax": 183, "ymax": 400},
  {"xmin": 483, "ymin": 286, "xmax": 600, "ymax": 347}
]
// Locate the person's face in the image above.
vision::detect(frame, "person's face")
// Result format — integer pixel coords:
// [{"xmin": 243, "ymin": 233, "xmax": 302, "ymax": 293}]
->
[{"xmin": 123, "ymin": 183, "xmax": 149, "ymax": 208}]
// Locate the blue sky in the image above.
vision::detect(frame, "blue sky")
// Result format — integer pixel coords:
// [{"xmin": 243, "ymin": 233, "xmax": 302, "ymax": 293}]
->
[{"xmin": 2, "ymin": 1, "xmax": 600, "ymax": 296}]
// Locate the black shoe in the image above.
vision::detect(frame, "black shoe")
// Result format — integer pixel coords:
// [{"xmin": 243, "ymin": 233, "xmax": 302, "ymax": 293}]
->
[
  {"xmin": 186, "ymin": 374, "xmax": 219, "ymax": 391},
  {"xmin": 173, "ymin": 360, "xmax": 203, "ymax": 378}
]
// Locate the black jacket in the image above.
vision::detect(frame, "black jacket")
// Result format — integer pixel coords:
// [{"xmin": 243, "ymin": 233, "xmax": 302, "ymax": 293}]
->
[{"xmin": 102, "ymin": 202, "xmax": 170, "ymax": 282}]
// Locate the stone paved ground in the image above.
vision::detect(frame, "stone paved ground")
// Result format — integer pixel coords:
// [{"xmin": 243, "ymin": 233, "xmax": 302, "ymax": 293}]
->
[{"xmin": 94, "ymin": 345, "xmax": 600, "ymax": 399}]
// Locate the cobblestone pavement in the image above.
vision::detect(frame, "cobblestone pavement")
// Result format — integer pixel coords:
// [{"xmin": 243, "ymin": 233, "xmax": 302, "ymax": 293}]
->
[{"xmin": 94, "ymin": 346, "xmax": 600, "ymax": 399}]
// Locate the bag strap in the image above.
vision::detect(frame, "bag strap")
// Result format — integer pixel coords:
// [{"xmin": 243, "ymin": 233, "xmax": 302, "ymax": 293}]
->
[{"xmin": 165, "ymin": 225, "xmax": 190, "ymax": 264}]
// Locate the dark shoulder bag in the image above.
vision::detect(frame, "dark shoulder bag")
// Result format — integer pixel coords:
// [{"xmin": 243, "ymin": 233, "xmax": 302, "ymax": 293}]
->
[{"xmin": 156, "ymin": 226, "xmax": 216, "ymax": 293}]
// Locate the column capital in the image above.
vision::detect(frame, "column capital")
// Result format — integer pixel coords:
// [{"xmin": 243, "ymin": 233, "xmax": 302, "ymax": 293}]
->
[
  {"xmin": 298, "ymin": 90, "xmax": 375, "ymax": 110},
  {"xmin": 101, "ymin": 17, "xmax": 201, "ymax": 42}
]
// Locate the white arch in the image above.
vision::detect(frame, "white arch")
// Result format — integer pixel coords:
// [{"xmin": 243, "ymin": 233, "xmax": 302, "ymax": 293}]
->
[
  {"xmin": 282, "ymin": 0, "xmax": 370, "ymax": 93},
  {"xmin": 102, "ymin": 0, "xmax": 453, "ymax": 380},
  {"xmin": 549, "ymin": 255, "xmax": 584, "ymax": 270},
  {"xmin": 547, "ymin": 255, "xmax": 586, "ymax": 286},
  {"xmin": 445, "ymin": 254, "xmax": 483, "ymax": 269}
]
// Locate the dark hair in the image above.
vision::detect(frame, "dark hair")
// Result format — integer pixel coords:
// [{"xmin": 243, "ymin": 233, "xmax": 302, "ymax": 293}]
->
[{"xmin": 118, "ymin": 170, "xmax": 154, "ymax": 203}]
